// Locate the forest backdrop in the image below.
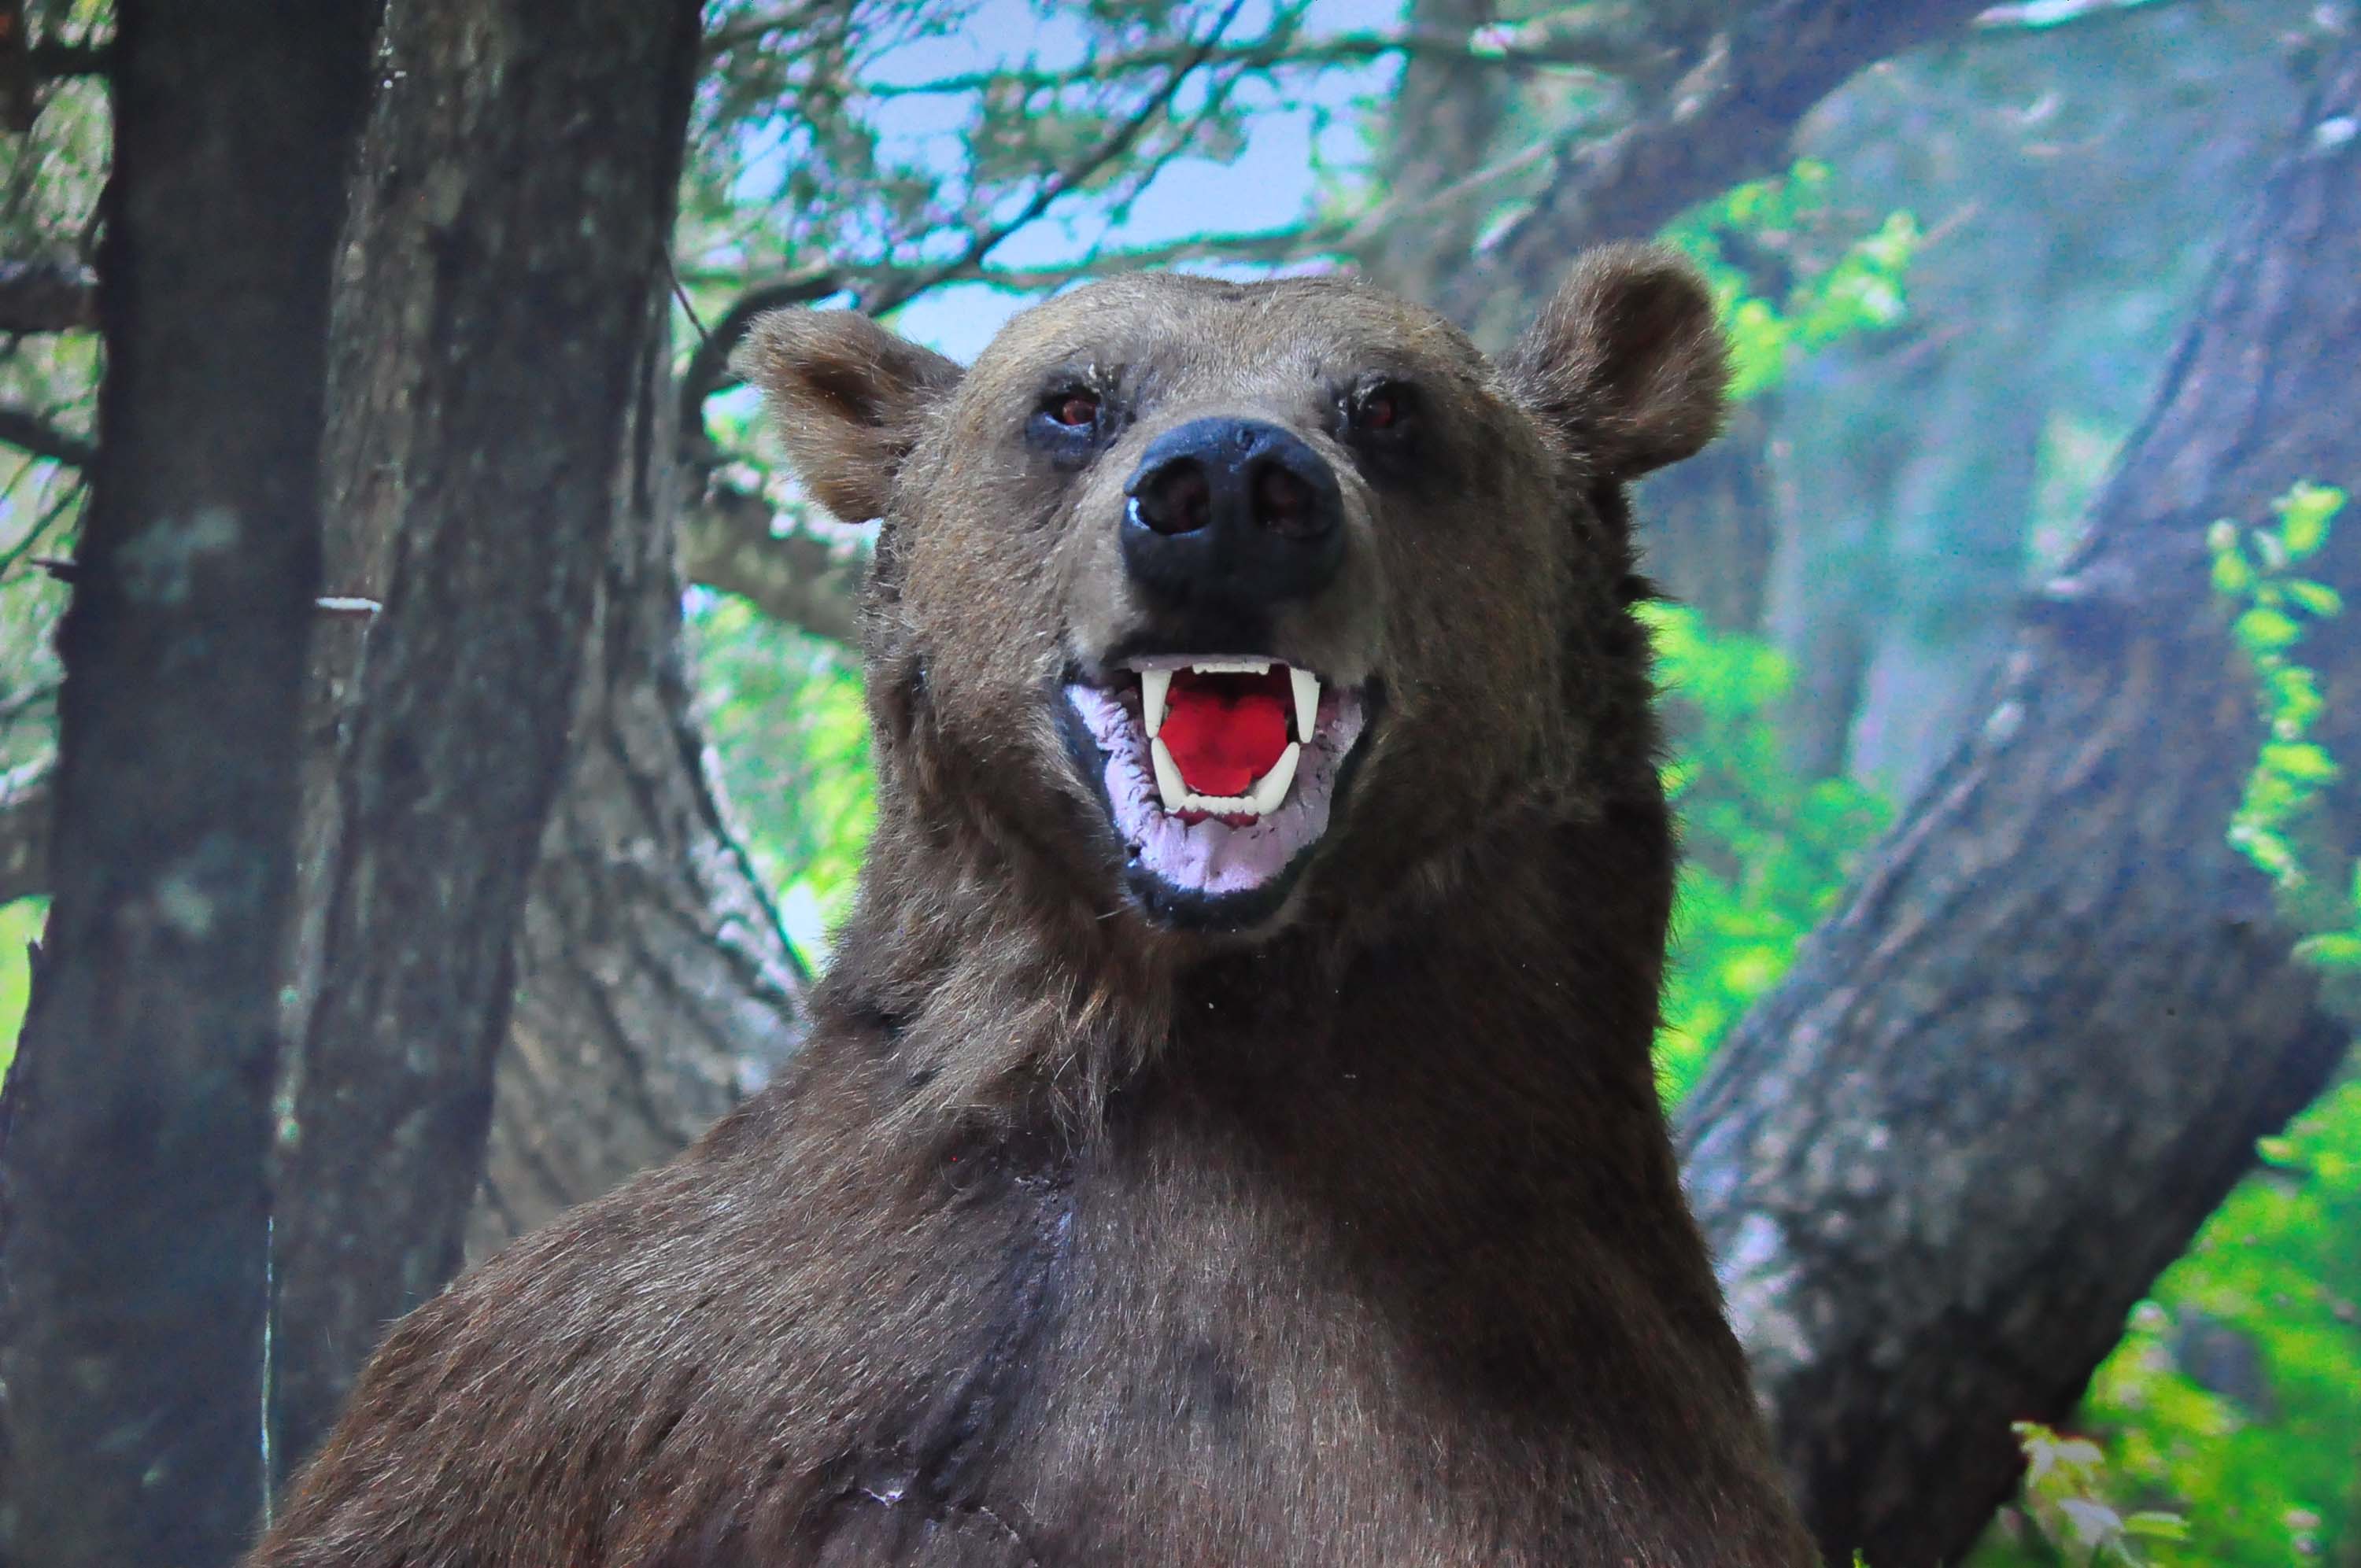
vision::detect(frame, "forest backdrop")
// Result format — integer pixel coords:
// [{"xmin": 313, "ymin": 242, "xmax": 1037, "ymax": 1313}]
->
[{"xmin": 0, "ymin": 0, "xmax": 2358, "ymax": 1564}]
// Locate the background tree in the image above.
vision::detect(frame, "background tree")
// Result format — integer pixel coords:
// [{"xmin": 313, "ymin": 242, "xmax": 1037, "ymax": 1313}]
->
[
  {"xmin": 266, "ymin": 0, "xmax": 711, "ymax": 1471},
  {"xmin": 0, "ymin": 0, "xmax": 368, "ymax": 1560},
  {"xmin": 1679, "ymin": 36, "xmax": 2361, "ymax": 1561}
]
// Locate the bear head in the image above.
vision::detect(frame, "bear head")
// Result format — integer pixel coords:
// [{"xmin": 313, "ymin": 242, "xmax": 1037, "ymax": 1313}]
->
[{"xmin": 735, "ymin": 246, "xmax": 1727, "ymax": 942}]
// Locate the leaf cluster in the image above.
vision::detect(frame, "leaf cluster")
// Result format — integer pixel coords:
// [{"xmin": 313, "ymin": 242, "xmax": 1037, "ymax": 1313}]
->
[
  {"xmin": 1643, "ymin": 601, "xmax": 1891, "ymax": 1101},
  {"xmin": 1659, "ymin": 160, "xmax": 1924, "ymax": 402}
]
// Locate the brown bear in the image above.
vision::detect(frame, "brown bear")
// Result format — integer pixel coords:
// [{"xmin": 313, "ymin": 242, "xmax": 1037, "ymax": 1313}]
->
[{"xmin": 248, "ymin": 245, "xmax": 1819, "ymax": 1566}]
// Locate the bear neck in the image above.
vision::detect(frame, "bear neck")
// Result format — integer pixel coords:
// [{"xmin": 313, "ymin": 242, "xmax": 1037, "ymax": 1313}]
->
[{"xmin": 822, "ymin": 779, "xmax": 1675, "ymax": 1147}]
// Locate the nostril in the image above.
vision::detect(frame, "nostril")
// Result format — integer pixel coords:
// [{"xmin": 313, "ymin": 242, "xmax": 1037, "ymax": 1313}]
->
[
  {"xmin": 1252, "ymin": 462, "xmax": 1326, "ymax": 540},
  {"xmin": 1133, "ymin": 460, "xmax": 1212, "ymax": 536}
]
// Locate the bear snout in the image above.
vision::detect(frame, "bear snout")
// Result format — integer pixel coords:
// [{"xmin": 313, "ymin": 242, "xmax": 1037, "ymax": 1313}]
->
[{"xmin": 1120, "ymin": 415, "xmax": 1346, "ymax": 611}]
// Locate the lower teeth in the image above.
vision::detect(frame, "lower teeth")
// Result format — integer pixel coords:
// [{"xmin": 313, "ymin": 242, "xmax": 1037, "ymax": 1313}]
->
[{"xmin": 1150, "ymin": 736, "xmax": 1302, "ymax": 818}]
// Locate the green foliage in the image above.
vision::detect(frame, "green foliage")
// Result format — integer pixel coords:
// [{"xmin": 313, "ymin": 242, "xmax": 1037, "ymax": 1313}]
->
[
  {"xmin": 686, "ymin": 595, "xmax": 874, "ymax": 967},
  {"xmin": 1643, "ymin": 602, "xmax": 1891, "ymax": 1100},
  {"xmin": 1659, "ymin": 160, "xmax": 1924, "ymax": 403},
  {"xmin": 2068, "ymin": 1073, "xmax": 2361, "ymax": 1566},
  {"xmin": 1982, "ymin": 1422, "xmax": 2189, "ymax": 1566},
  {"xmin": 0, "ymin": 897, "xmax": 43, "ymax": 1087},
  {"xmin": 2211, "ymin": 482, "xmax": 2349, "ymax": 900}
]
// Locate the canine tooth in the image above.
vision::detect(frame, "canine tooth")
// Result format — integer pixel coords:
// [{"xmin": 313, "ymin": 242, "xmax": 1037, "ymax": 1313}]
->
[
  {"xmin": 1188, "ymin": 659, "xmax": 1270, "ymax": 674},
  {"xmin": 1247, "ymin": 742, "xmax": 1301, "ymax": 816},
  {"xmin": 1151, "ymin": 737, "xmax": 1188, "ymax": 814},
  {"xmin": 1140, "ymin": 667, "xmax": 1171, "ymax": 736},
  {"xmin": 1289, "ymin": 667, "xmax": 1319, "ymax": 741}
]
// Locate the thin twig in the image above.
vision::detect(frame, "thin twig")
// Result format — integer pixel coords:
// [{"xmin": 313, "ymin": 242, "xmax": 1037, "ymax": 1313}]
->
[
  {"xmin": 0, "ymin": 474, "xmax": 83, "ymax": 580},
  {"xmin": 667, "ymin": 248, "xmax": 713, "ymax": 345},
  {"xmin": 861, "ymin": 28, "xmax": 1639, "ymax": 98},
  {"xmin": 674, "ymin": 266, "xmax": 847, "ymax": 459},
  {"xmin": 673, "ymin": 221, "xmax": 1336, "ymax": 297},
  {"xmin": 700, "ymin": 0, "xmax": 833, "ymax": 59}
]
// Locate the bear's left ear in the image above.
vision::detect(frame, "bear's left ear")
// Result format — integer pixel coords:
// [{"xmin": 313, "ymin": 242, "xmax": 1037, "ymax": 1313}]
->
[
  {"xmin": 732, "ymin": 309, "xmax": 966, "ymax": 523},
  {"xmin": 1498, "ymin": 243, "xmax": 1729, "ymax": 484}
]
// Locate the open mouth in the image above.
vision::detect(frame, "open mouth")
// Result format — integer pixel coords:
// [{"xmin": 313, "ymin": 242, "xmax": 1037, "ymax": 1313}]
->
[{"xmin": 1064, "ymin": 655, "xmax": 1370, "ymax": 920}]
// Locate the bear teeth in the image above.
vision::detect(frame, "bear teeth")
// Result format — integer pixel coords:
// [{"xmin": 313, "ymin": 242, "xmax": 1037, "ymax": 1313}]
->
[
  {"xmin": 1150, "ymin": 738, "xmax": 1301, "ymax": 818},
  {"xmin": 1134, "ymin": 661, "xmax": 1321, "ymax": 745}
]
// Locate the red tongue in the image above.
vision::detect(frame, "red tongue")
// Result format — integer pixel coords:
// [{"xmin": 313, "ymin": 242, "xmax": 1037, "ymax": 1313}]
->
[{"xmin": 1158, "ymin": 670, "xmax": 1291, "ymax": 798}]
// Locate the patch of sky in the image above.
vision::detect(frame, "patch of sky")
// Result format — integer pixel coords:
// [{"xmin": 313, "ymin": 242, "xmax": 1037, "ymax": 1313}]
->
[{"xmin": 859, "ymin": 0, "xmax": 1405, "ymax": 361}]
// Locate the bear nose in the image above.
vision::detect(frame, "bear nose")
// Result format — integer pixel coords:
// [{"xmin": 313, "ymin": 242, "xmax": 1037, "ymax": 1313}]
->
[{"xmin": 1121, "ymin": 417, "xmax": 1344, "ymax": 609}]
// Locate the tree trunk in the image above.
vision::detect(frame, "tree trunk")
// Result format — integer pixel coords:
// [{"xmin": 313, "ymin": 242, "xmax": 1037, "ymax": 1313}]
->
[
  {"xmin": 0, "ymin": 2, "xmax": 366, "ymax": 1561},
  {"xmin": 268, "ymin": 0, "xmax": 704, "ymax": 1477},
  {"xmin": 1677, "ymin": 40, "xmax": 2361, "ymax": 1568},
  {"xmin": 467, "ymin": 288, "xmax": 808, "ymax": 1259}
]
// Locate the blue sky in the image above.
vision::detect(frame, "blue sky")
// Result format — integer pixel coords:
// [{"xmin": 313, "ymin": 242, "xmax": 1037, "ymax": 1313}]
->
[{"xmin": 870, "ymin": 0, "xmax": 1405, "ymax": 360}]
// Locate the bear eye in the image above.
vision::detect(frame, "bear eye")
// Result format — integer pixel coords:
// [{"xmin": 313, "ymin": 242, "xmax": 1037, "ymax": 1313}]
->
[
  {"xmin": 1044, "ymin": 389, "xmax": 1100, "ymax": 430},
  {"xmin": 1350, "ymin": 382, "xmax": 1413, "ymax": 434}
]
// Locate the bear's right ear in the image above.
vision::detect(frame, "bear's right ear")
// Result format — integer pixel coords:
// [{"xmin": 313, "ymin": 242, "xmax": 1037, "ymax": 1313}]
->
[{"xmin": 732, "ymin": 310, "xmax": 966, "ymax": 523}]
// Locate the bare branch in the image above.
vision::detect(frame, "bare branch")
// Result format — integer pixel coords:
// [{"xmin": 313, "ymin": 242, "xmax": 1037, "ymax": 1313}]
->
[
  {"xmin": 0, "ymin": 407, "xmax": 92, "ymax": 467},
  {"xmin": 862, "ymin": 28, "xmax": 1644, "ymax": 99},
  {"xmin": 1438, "ymin": 0, "xmax": 1992, "ymax": 339},
  {"xmin": 679, "ymin": 481, "xmax": 863, "ymax": 645},
  {"xmin": 677, "ymin": 0, "xmax": 1255, "ymax": 478},
  {"xmin": 675, "ymin": 266, "xmax": 844, "ymax": 466},
  {"xmin": 0, "ymin": 258, "xmax": 98, "ymax": 332},
  {"xmin": 673, "ymin": 222, "xmax": 1339, "ymax": 303},
  {"xmin": 700, "ymin": 1, "xmax": 833, "ymax": 58}
]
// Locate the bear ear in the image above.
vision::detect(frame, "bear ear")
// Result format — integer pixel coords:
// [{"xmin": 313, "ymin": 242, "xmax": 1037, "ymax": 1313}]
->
[
  {"xmin": 731, "ymin": 309, "xmax": 966, "ymax": 523},
  {"xmin": 1499, "ymin": 243, "xmax": 1730, "ymax": 484}
]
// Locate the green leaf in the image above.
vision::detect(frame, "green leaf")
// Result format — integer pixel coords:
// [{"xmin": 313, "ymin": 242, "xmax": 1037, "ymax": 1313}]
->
[
  {"xmin": 2285, "ymin": 578, "xmax": 2344, "ymax": 618},
  {"xmin": 2259, "ymin": 741, "xmax": 2338, "ymax": 783},
  {"xmin": 2292, "ymin": 932, "xmax": 2361, "ymax": 971},
  {"xmin": 2120, "ymin": 1511, "xmax": 2189, "ymax": 1541},
  {"xmin": 2275, "ymin": 480, "xmax": 2346, "ymax": 560},
  {"xmin": 2210, "ymin": 549, "xmax": 2255, "ymax": 596},
  {"xmin": 2236, "ymin": 607, "xmax": 2305, "ymax": 654}
]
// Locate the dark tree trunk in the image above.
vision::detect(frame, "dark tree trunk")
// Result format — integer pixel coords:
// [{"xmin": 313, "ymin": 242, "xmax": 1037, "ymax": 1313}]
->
[
  {"xmin": 467, "ymin": 286, "xmax": 808, "ymax": 1259},
  {"xmin": 0, "ymin": 2, "xmax": 367, "ymax": 1562},
  {"xmin": 268, "ymin": 0, "xmax": 705, "ymax": 1477},
  {"xmin": 1678, "ymin": 41, "xmax": 2361, "ymax": 1568}
]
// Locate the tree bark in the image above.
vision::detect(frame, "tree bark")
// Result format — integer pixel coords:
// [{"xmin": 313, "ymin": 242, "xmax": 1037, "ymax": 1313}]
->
[
  {"xmin": 0, "ymin": 2, "xmax": 366, "ymax": 1561},
  {"xmin": 268, "ymin": 0, "xmax": 705, "ymax": 1477},
  {"xmin": 467, "ymin": 286, "xmax": 808, "ymax": 1260},
  {"xmin": 1677, "ymin": 39, "xmax": 2361, "ymax": 1568}
]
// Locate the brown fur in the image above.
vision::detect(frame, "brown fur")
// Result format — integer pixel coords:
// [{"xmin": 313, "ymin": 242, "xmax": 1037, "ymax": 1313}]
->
[{"xmin": 249, "ymin": 245, "xmax": 1819, "ymax": 1566}]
